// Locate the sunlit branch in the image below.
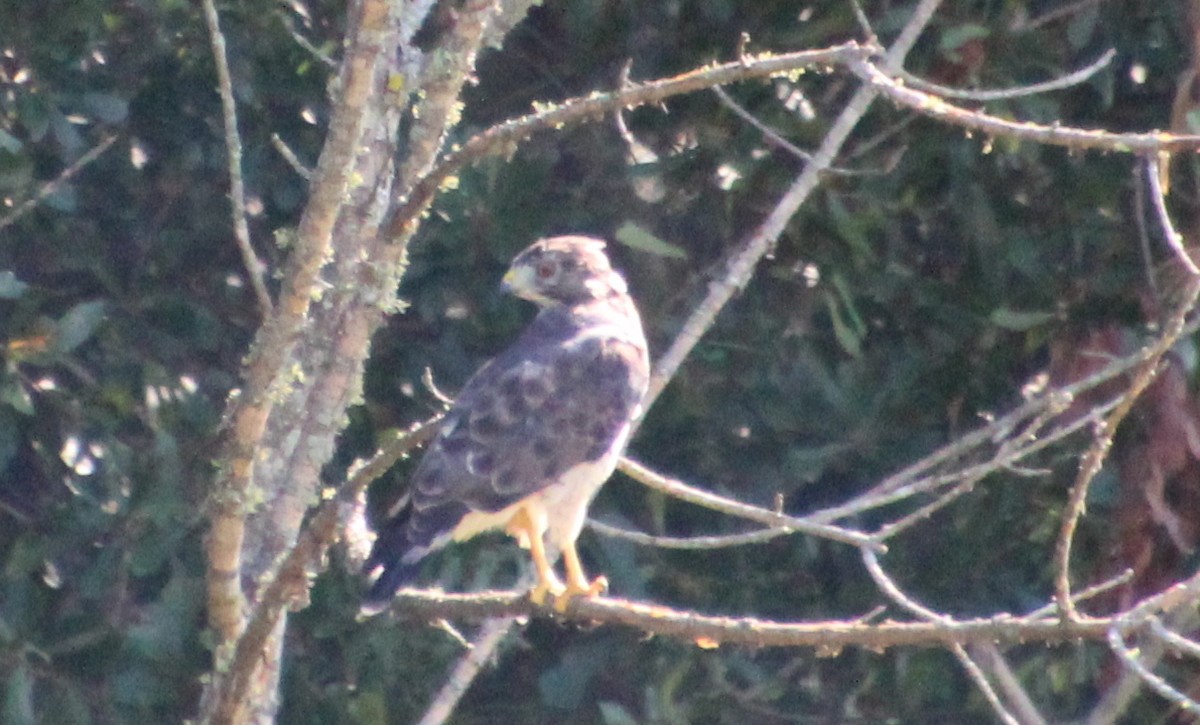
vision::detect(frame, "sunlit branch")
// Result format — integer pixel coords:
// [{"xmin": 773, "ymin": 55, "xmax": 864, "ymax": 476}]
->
[
  {"xmin": 712, "ymin": 85, "xmax": 817, "ymax": 164},
  {"xmin": 384, "ymin": 41, "xmax": 875, "ymax": 239},
  {"xmin": 415, "ymin": 618, "xmax": 517, "ymax": 725},
  {"xmin": 387, "ymin": 587, "xmax": 1114, "ymax": 650}
]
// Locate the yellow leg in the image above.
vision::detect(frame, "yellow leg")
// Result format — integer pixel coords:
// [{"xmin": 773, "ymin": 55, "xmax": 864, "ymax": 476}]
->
[
  {"xmin": 505, "ymin": 507, "xmax": 563, "ymax": 605},
  {"xmin": 556, "ymin": 540, "xmax": 607, "ymax": 612}
]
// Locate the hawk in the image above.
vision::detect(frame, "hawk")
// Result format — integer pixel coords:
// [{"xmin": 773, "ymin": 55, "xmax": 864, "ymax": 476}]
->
[{"xmin": 363, "ymin": 235, "xmax": 650, "ymax": 610}]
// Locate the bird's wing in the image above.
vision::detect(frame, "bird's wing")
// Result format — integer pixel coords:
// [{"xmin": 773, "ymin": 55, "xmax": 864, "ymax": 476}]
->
[{"xmin": 363, "ymin": 318, "xmax": 647, "ymax": 600}]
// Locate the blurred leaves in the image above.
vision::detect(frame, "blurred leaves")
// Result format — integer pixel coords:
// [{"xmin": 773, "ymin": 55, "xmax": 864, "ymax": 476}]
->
[
  {"xmin": 613, "ymin": 221, "xmax": 687, "ymax": 260},
  {"xmin": 0, "ymin": 0, "xmax": 1195, "ymax": 723}
]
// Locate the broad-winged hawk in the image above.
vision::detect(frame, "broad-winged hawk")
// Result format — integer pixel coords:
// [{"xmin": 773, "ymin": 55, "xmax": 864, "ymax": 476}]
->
[{"xmin": 363, "ymin": 236, "xmax": 650, "ymax": 610}]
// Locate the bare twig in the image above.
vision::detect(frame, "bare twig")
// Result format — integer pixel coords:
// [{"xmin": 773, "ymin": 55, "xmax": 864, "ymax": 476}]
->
[
  {"xmin": 1108, "ymin": 627, "xmax": 1200, "ymax": 714},
  {"xmin": 1145, "ymin": 153, "xmax": 1200, "ymax": 276},
  {"xmin": 415, "ymin": 618, "xmax": 517, "ymax": 725},
  {"xmin": 1148, "ymin": 616, "xmax": 1200, "ymax": 659},
  {"xmin": 1024, "ymin": 568, "xmax": 1134, "ymax": 619},
  {"xmin": 862, "ymin": 551, "xmax": 1023, "ymax": 725},
  {"xmin": 384, "ymin": 42, "xmax": 875, "ymax": 239},
  {"xmin": 897, "ymin": 48, "xmax": 1115, "ymax": 102},
  {"xmin": 713, "ymin": 85, "xmax": 816, "ymax": 163},
  {"xmin": 968, "ymin": 643, "xmax": 1049, "ymax": 725},
  {"xmin": 616, "ymin": 457, "xmax": 880, "ymax": 550},
  {"xmin": 644, "ymin": 0, "xmax": 945, "ymax": 407},
  {"xmin": 1133, "ymin": 161, "xmax": 1161, "ymax": 299},
  {"xmin": 275, "ymin": 9, "xmax": 337, "ymax": 69},
  {"xmin": 845, "ymin": 57, "xmax": 1200, "ymax": 153},
  {"xmin": 588, "ymin": 518, "xmax": 796, "ymax": 549},
  {"xmin": 1089, "ymin": 585, "xmax": 1200, "ymax": 724},
  {"xmin": 1016, "ymin": 0, "xmax": 1106, "ymax": 33},
  {"xmin": 271, "ymin": 133, "xmax": 314, "ymax": 181},
  {"xmin": 0, "ymin": 134, "xmax": 118, "ymax": 234},
  {"xmin": 202, "ymin": 0, "xmax": 273, "ymax": 317},
  {"xmin": 847, "ymin": 0, "xmax": 877, "ymax": 43}
]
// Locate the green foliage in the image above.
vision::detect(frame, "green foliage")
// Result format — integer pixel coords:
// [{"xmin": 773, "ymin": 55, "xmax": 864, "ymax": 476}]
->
[{"xmin": 2, "ymin": 0, "xmax": 1197, "ymax": 722}]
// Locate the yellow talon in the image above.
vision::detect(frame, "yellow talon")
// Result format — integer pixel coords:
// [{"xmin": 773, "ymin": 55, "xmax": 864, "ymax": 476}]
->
[{"xmin": 553, "ymin": 576, "xmax": 607, "ymax": 612}]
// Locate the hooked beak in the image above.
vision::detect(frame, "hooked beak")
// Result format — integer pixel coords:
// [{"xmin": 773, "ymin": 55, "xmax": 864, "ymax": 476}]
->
[{"xmin": 500, "ymin": 265, "xmax": 534, "ymax": 299}]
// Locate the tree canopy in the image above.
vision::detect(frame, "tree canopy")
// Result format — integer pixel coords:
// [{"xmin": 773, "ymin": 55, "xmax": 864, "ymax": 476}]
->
[{"xmin": 3, "ymin": 1, "xmax": 1200, "ymax": 723}]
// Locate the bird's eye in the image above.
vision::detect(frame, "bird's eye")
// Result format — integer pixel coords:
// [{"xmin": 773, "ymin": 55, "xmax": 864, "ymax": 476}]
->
[{"xmin": 536, "ymin": 261, "xmax": 556, "ymax": 279}]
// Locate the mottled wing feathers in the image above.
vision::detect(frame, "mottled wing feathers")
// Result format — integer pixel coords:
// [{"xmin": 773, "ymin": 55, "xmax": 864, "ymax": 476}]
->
[{"xmin": 363, "ymin": 243, "xmax": 649, "ymax": 604}]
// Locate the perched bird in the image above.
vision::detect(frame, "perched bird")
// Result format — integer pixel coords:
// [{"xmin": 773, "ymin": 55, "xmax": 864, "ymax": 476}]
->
[{"xmin": 363, "ymin": 236, "xmax": 650, "ymax": 610}]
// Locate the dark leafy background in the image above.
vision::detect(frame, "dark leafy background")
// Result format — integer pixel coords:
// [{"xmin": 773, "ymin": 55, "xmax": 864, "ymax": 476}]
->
[{"xmin": 0, "ymin": 0, "xmax": 1195, "ymax": 722}]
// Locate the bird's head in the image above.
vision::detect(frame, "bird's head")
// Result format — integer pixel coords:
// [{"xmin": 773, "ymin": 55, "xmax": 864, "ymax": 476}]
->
[{"xmin": 501, "ymin": 235, "xmax": 628, "ymax": 307}]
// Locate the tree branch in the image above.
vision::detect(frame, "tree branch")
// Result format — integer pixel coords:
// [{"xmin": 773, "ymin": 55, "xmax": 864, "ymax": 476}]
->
[
  {"xmin": 205, "ymin": 0, "xmax": 392, "ymax": 649},
  {"xmin": 616, "ymin": 457, "xmax": 879, "ymax": 550},
  {"xmin": 1053, "ymin": 161, "xmax": 1200, "ymax": 621},
  {"xmin": 896, "ymin": 48, "xmax": 1115, "ymax": 102},
  {"xmin": 201, "ymin": 0, "xmax": 273, "ymax": 317},
  {"xmin": 209, "ymin": 416, "xmax": 441, "ymax": 724},
  {"xmin": 644, "ymin": 0, "xmax": 945, "ymax": 407},
  {"xmin": 0, "ymin": 133, "xmax": 118, "ymax": 234},
  {"xmin": 845, "ymin": 57, "xmax": 1200, "ymax": 153},
  {"xmin": 382, "ymin": 42, "xmax": 875, "ymax": 240},
  {"xmin": 388, "ymin": 587, "xmax": 1114, "ymax": 650}
]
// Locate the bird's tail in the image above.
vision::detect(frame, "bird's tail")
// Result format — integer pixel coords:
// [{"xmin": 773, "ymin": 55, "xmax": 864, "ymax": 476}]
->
[{"xmin": 360, "ymin": 556, "xmax": 424, "ymax": 613}]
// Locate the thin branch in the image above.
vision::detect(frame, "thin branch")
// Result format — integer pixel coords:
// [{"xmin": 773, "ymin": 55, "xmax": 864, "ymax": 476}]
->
[
  {"xmin": 1054, "ymin": 211, "xmax": 1200, "ymax": 622},
  {"xmin": 845, "ymin": 57, "xmax": 1200, "ymax": 153},
  {"xmin": 388, "ymin": 587, "xmax": 1119, "ymax": 650},
  {"xmin": 1108, "ymin": 627, "xmax": 1200, "ymax": 714},
  {"xmin": 897, "ymin": 48, "xmax": 1115, "ymax": 102},
  {"xmin": 968, "ymin": 643, "xmax": 1049, "ymax": 725},
  {"xmin": 1089, "ymin": 601, "xmax": 1200, "ymax": 724},
  {"xmin": 713, "ymin": 85, "xmax": 816, "ymax": 163},
  {"xmin": 822, "ymin": 390, "xmax": 1115, "ymax": 530},
  {"xmin": 1133, "ymin": 162, "xmax": 1161, "ymax": 300},
  {"xmin": 1016, "ymin": 0, "xmax": 1106, "ymax": 33},
  {"xmin": 1145, "ymin": 153, "xmax": 1200, "ymax": 276},
  {"xmin": 275, "ymin": 9, "xmax": 338, "ymax": 69},
  {"xmin": 862, "ymin": 550, "xmax": 1022, "ymax": 725},
  {"xmin": 1148, "ymin": 616, "xmax": 1200, "ymax": 659},
  {"xmin": 643, "ymin": 0, "xmax": 943, "ymax": 409},
  {"xmin": 415, "ymin": 618, "xmax": 517, "ymax": 725},
  {"xmin": 0, "ymin": 134, "xmax": 118, "ymax": 234},
  {"xmin": 1024, "ymin": 568, "xmax": 1134, "ymax": 619},
  {"xmin": 588, "ymin": 519, "xmax": 795, "ymax": 549},
  {"xmin": 271, "ymin": 133, "xmax": 313, "ymax": 181},
  {"xmin": 616, "ymin": 457, "xmax": 880, "ymax": 551},
  {"xmin": 202, "ymin": 0, "xmax": 273, "ymax": 317},
  {"xmin": 846, "ymin": 0, "xmax": 877, "ymax": 44}
]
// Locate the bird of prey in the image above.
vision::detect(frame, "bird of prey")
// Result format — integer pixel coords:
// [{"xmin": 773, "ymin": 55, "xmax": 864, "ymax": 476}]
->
[{"xmin": 363, "ymin": 235, "xmax": 650, "ymax": 610}]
